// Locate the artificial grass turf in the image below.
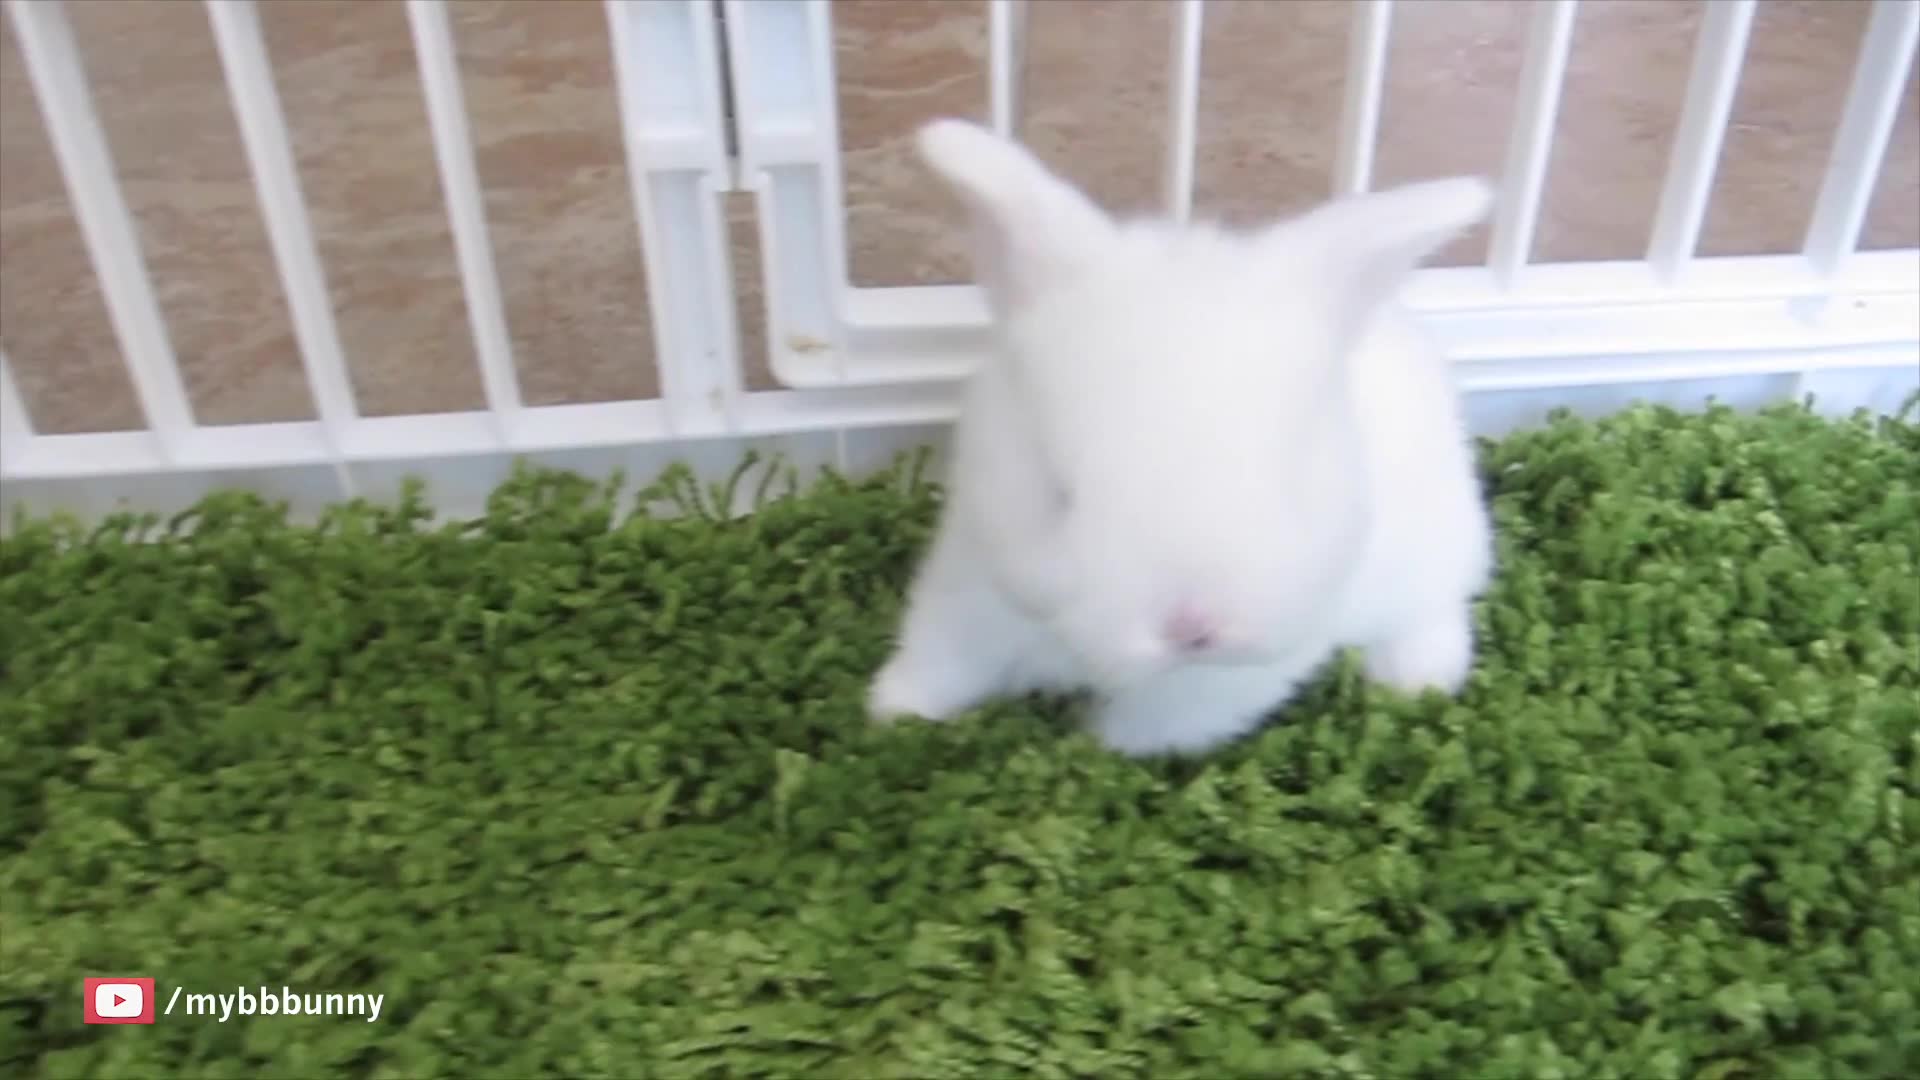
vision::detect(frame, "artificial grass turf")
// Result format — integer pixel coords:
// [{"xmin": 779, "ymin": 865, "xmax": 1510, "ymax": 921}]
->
[{"xmin": 0, "ymin": 402, "xmax": 1916, "ymax": 1080}]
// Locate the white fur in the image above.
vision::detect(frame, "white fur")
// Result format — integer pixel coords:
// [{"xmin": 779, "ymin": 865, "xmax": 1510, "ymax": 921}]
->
[{"xmin": 869, "ymin": 119, "xmax": 1497, "ymax": 757}]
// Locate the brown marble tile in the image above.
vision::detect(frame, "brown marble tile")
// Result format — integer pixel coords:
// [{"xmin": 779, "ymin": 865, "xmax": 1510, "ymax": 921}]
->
[
  {"xmin": 2, "ymin": 4, "xmax": 215, "ymax": 434},
  {"xmin": 449, "ymin": 0, "xmax": 658, "ymax": 407},
  {"xmin": 834, "ymin": 0, "xmax": 988, "ymax": 289},
  {"xmin": 1192, "ymin": 0, "xmax": 1352, "ymax": 228},
  {"xmin": 1701, "ymin": 0, "xmax": 1920, "ymax": 255},
  {"xmin": 257, "ymin": 0, "xmax": 484, "ymax": 418}
]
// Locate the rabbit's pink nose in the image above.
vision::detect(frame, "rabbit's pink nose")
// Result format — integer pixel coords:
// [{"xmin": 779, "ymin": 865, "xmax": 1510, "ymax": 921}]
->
[{"xmin": 1164, "ymin": 607, "xmax": 1219, "ymax": 652}]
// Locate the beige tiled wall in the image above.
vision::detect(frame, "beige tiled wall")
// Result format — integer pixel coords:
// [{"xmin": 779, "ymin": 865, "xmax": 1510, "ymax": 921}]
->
[{"xmin": 2, "ymin": 0, "xmax": 1915, "ymax": 435}]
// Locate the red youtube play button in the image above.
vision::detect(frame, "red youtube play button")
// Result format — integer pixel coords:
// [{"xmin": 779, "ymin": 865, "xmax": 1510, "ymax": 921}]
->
[{"xmin": 84, "ymin": 977, "xmax": 156, "ymax": 1024}]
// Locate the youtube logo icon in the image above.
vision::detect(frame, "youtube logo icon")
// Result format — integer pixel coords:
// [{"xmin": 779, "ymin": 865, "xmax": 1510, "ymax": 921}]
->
[{"xmin": 83, "ymin": 978, "xmax": 155, "ymax": 1024}]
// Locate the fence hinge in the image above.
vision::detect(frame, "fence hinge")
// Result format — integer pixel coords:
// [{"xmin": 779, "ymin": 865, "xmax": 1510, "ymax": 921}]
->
[{"xmin": 712, "ymin": 0, "xmax": 745, "ymax": 192}]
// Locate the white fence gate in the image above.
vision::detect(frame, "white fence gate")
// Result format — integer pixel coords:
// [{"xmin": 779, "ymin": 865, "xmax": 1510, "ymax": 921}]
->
[{"xmin": 2, "ymin": 0, "xmax": 1917, "ymax": 525}]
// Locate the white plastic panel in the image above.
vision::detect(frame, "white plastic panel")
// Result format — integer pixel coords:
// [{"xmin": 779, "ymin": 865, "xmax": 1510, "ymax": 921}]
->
[
  {"xmin": 0, "ymin": 0, "xmax": 1915, "ymax": 530},
  {"xmin": 1486, "ymin": 0, "xmax": 1579, "ymax": 286},
  {"xmin": 1163, "ymin": 0, "xmax": 1205, "ymax": 222},
  {"xmin": 988, "ymin": 0, "xmax": 1028, "ymax": 138},
  {"xmin": 0, "ymin": 348, "xmax": 32, "ymax": 461},
  {"xmin": 607, "ymin": 0, "xmax": 744, "ymax": 434},
  {"xmin": 722, "ymin": 0, "xmax": 851, "ymax": 388},
  {"xmin": 1803, "ymin": 0, "xmax": 1920, "ymax": 276},
  {"xmin": 204, "ymin": 0, "xmax": 357, "ymax": 493},
  {"xmin": 1646, "ymin": 0, "xmax": 1757, "ymax": 278},
  {"xmin": 1333, "ymin": 0, "xmax": 1393, "ymax": 198}
]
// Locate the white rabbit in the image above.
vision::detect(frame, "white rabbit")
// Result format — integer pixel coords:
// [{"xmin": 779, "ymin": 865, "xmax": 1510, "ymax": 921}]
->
[{"xmin": 867, "ymin": 118, "xmax": 1496, "ymax": 757}]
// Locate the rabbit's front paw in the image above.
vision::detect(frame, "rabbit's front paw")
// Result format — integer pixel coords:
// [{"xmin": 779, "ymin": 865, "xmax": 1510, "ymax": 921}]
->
[
  {"xmin": 866, "ymin": 654, "xmax": 969, "ymax": 726},
  {"xmin": 1365, "ymin": 609, "xmax": 1475, "ymax": 695},
  {"xmin": 866, "ymin": 669, "xmax": 928, "ymax": 725}
]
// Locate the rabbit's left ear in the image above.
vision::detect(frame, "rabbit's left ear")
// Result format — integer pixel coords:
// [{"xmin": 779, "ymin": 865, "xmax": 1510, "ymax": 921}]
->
[
  {"xmin": 916, "ymin": 119, "xmax": 1119, "ymax": 317},
  {"xmin": 1283, "ymin": 177, "xmax": 1495, "ymax": 324}
]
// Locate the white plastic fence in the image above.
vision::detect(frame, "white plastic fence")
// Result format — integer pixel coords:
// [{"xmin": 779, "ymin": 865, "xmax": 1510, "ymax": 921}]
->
[{"xmin": 2, "ymin": 0, "xmax": 1917, "ymax": 525}]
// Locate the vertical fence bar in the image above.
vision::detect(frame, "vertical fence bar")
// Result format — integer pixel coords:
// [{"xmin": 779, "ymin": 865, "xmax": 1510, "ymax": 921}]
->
[
  {"xmin": 0, "ymin": 349, "xmax": 32, "ymax": 464},
  {"xmin": 1333, "ymin": 0, "xmax": 1393, "ymax": 197},
  {"xmin": 5, "ymin": 0, "xmax": 195, "ymax": 457},
  {"xmin": 1487, "ymin": 0, "xmax": 1578, "ymax": 286},
  {"xmin": 1164, "ymin": 0, "xmax": 1205, "ymax": 222},
  {"xmin": 406, "ymin": 0, "xmax": 522, "ymax": 434},
  {"xmin": 988, "ymin": 0, "xmax": 1028, "ymax": 138},
  {"xmin": 204, "ymin": 0, "xmax": 357, "ymax": 491},
  {"xmin": 722, "ymin": 0, "xmax": 854, "ymax": 387},
  {"xmin": 1646, "ymin": 0, "xmax": 1756, "ymax": 279},
  {"xmin": 1803, "ymin": 0, "xmax": 1920, "ymax": 278},
  {"xmin": 606, "ymin": 0, "xmax": 744, "ymax": 431}
]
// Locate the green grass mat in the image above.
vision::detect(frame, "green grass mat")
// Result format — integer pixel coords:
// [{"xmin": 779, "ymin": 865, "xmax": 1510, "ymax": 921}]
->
[{"xmin": 3, "ymin": 402, "xmax": 1917, "ymax": 1079}]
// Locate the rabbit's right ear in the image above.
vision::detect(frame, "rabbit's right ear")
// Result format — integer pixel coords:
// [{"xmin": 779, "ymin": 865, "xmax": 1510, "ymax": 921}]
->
[{"xmin": 917, "ymin": 119, "xmax": 1117, "ymax": 314}]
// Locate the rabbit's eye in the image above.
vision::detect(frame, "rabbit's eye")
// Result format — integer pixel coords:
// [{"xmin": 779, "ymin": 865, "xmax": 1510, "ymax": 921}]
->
[{"xmin": 1049, "ymin": 479, "xmax": 1073, "ymax": 518}]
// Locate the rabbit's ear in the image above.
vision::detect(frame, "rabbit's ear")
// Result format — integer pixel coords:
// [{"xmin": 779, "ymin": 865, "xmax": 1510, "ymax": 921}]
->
[
  {"xmin": 917, "ymin": 119, "xmax": 1118, "ymax": 315},
  {"xmin": 1287, "ymin": 177, "xmax": 1494, "ymax": 321}
]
